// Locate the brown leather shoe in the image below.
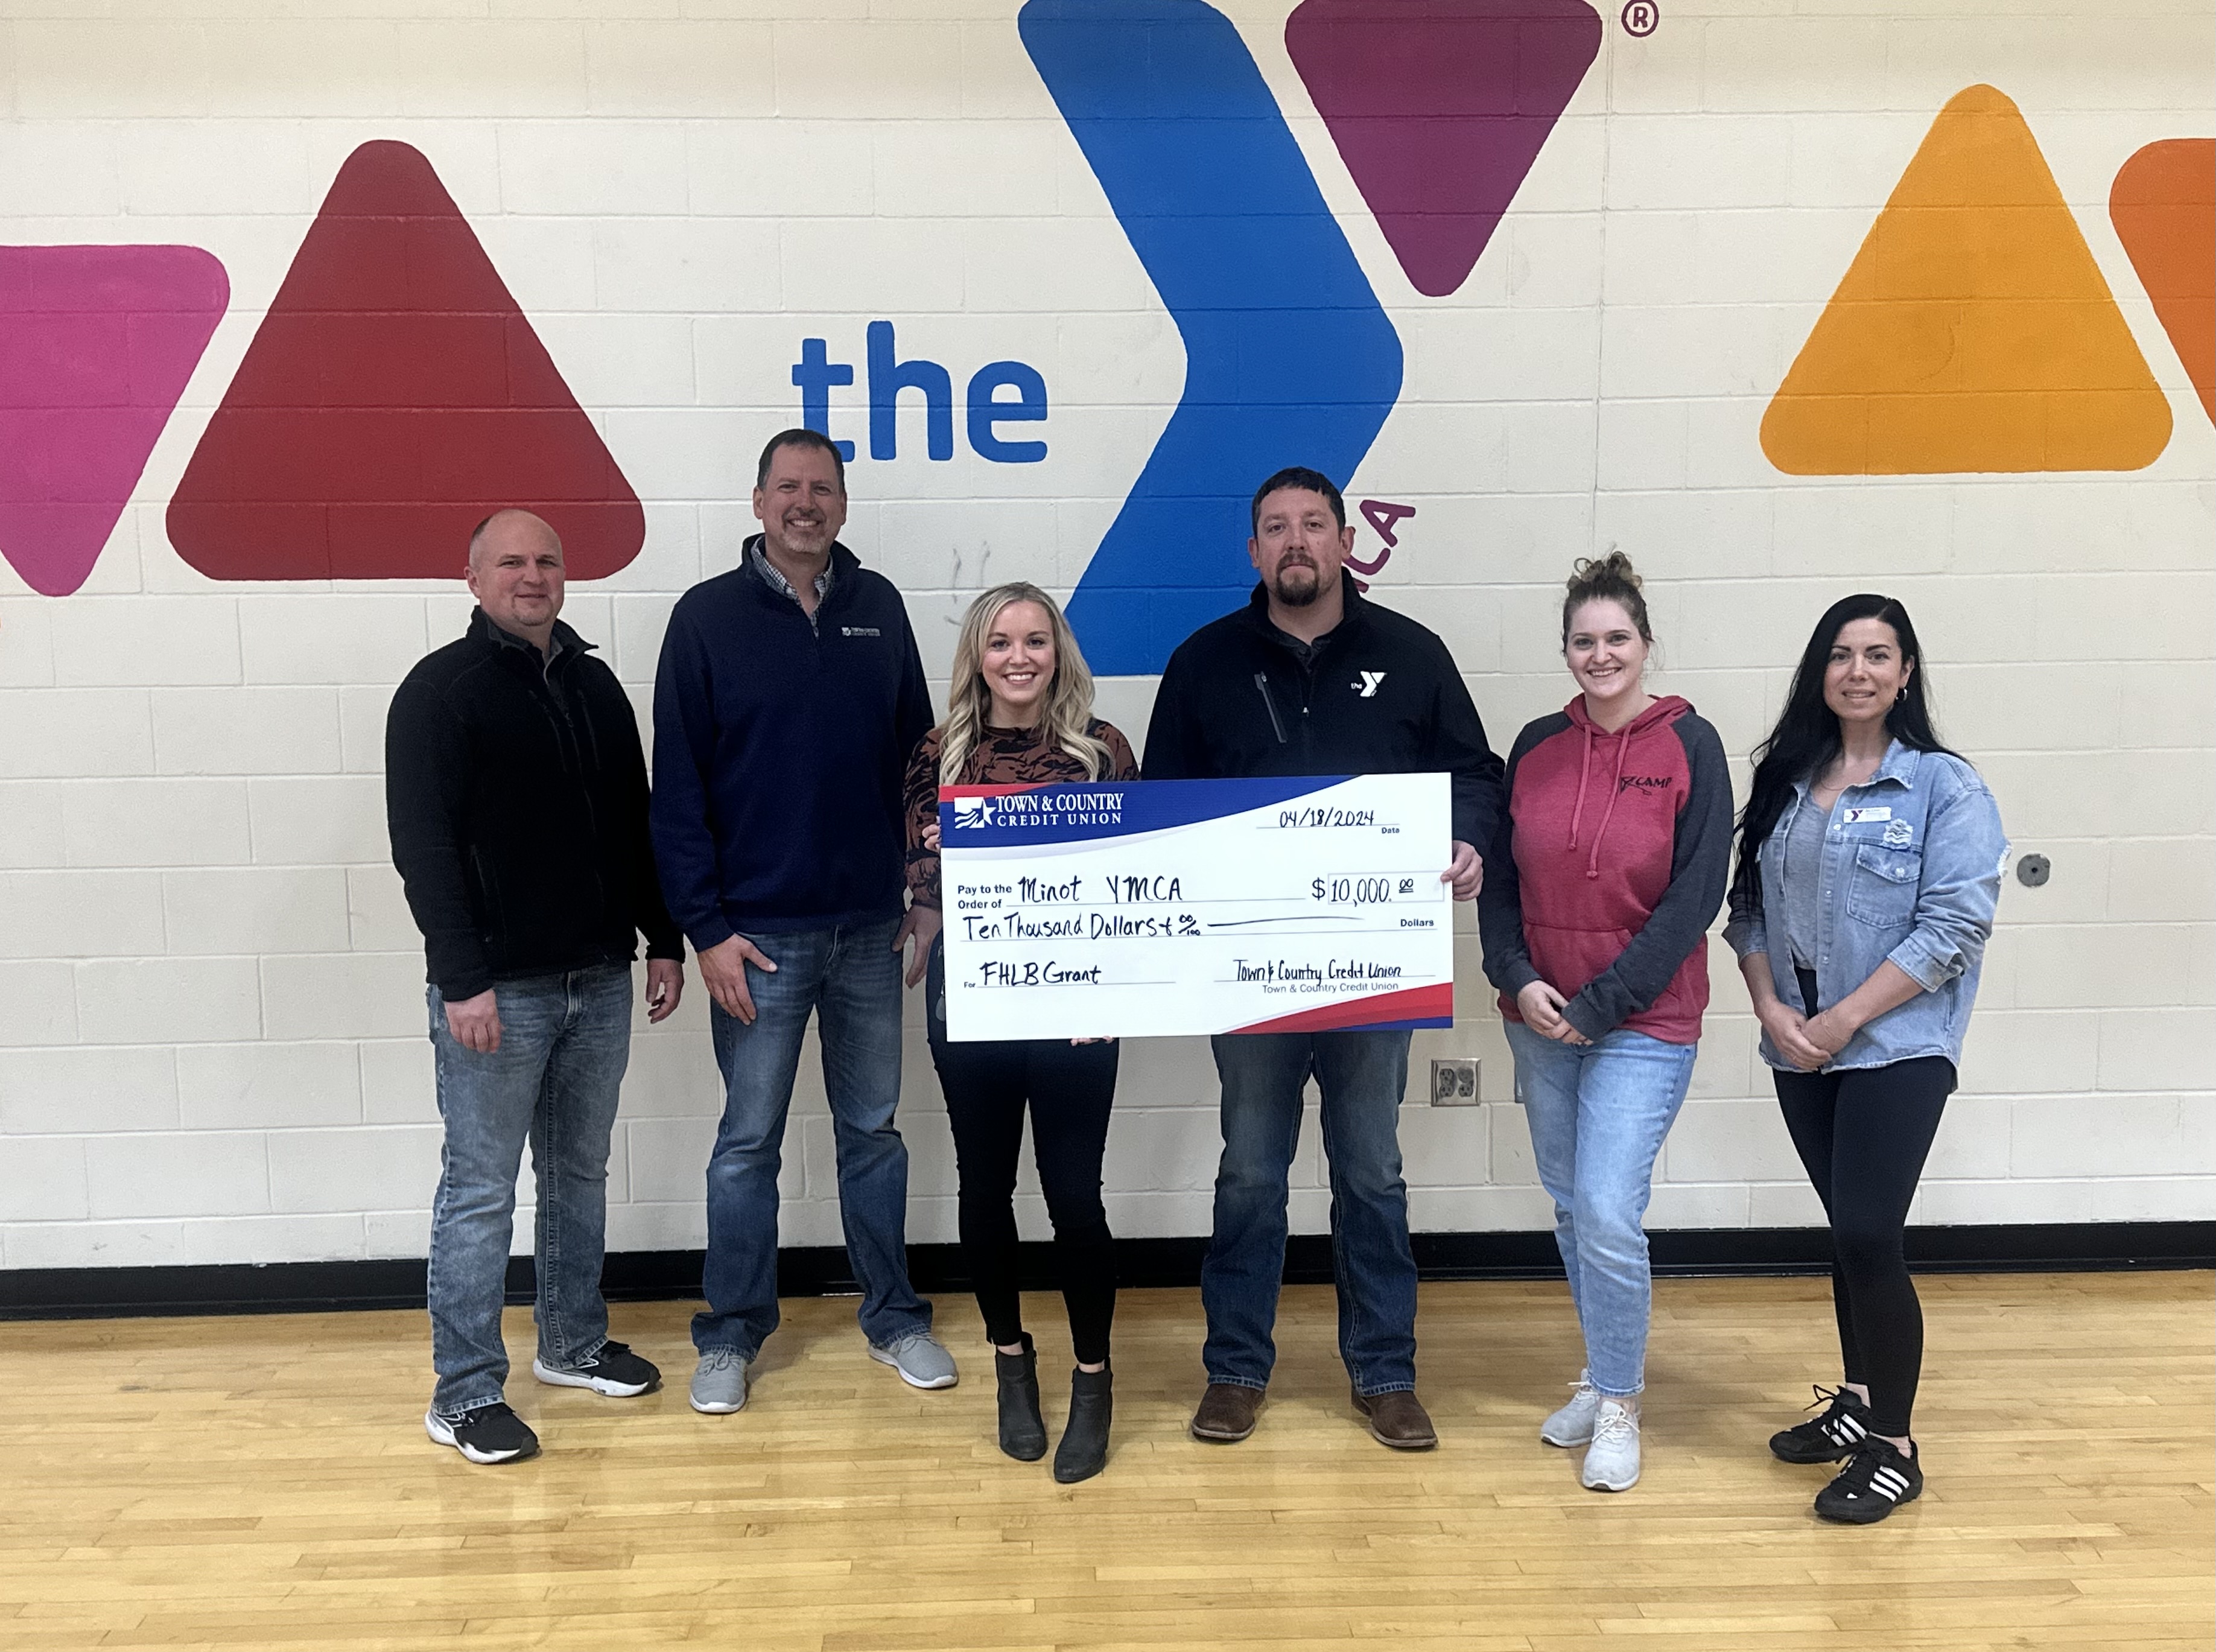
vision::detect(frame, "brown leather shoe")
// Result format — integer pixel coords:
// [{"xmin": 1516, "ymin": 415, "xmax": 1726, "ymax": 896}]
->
[
  {"xmin": 1353, "ymin": 1387, "xmax": 1438, "ymax": 1450},
  {"xmin": 1190, "ymin": 1382, "xmax": 1264, "ymax": 1443}
]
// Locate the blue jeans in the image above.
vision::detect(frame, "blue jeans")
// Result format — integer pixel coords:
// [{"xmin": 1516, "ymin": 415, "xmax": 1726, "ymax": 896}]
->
[
  {"xmin": 694, "ymin": 919, "xmax": 930, "ymax": 1359},
  {"xmin": 1504, "ymin": 1020, "xmax": 1697, "ymax": 1398},
  {"xmin": 1202, "ymin": 1029, "xmax": 1417, "ymax": 1395},
  {"xmin": 426, "ymin": 964, "xmax": 633, "ymax": 1417}
]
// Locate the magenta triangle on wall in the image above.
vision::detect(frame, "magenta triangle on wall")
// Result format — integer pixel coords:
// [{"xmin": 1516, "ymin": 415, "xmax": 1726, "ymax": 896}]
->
[
  {"xmin": 1286, "ymin": 0, "xmax": 1602, "ymax": 299},
  {"xmin": 0, "ymin": 246, "xmax": 228, "ymax": 597}
]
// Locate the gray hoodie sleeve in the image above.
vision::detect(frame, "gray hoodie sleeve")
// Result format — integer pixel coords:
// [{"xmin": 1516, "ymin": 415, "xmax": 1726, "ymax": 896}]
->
[
  {"xmin": 1561, "ymin": 713, "xmax": 1736, "ymax": 1041},
  {"xmin": 1476, "ymin": 721, "xmax": 1547, "ymax": 1002}
]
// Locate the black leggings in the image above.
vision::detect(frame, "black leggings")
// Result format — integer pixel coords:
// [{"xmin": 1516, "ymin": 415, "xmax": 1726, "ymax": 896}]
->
[
  {"xmin": 1773, "ymin": 979, "xmax": 1953, "ymax": 1438},
  {"xmin": 927, "ymin": 961, "xmax": 1118, "ymax": 1364}
]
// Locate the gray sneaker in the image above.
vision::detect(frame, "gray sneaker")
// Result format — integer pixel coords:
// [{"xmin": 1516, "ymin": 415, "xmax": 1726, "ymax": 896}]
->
[
  {"xmin": 1581, "ymin": 1399, "xmax": 1641, "ymax": 1491},
  {"xmin": 1540, "ymin": 1370, "xmax": 1601, "ymax": 1447},
  {"xmin": 869, "ymin": 1329, "xmax": 959, "ymax": 1390},
  {"xmin": 689, "ymin": 1347, "xmax": 750, "ymax": 1414}
]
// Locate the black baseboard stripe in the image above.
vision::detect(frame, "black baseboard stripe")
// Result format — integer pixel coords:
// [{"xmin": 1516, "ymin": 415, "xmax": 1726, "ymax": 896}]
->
[{"xmin": 3, "ymin": 1222, "xmax": 2209, "ymax": 1321}]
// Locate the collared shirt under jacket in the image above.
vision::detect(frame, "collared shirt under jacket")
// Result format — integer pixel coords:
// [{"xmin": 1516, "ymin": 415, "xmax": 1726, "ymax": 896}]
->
[{"xmin": 650, "ymin": 536, "xmax": 933, "ymax": 947}]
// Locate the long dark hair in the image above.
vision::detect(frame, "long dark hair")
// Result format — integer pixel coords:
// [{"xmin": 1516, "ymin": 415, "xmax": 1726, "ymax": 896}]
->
[{"xmin": 1730, "ymin": 594, "xmax": 1957, "ymax": 912}]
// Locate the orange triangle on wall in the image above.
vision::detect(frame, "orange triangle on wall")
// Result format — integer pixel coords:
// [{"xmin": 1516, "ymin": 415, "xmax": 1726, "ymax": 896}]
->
[
  {"xmin": 2110, "ymin": 138, "xmax": 2215, "ymax": 426},
  {"xmin": 1762, "ymin": 84, "xmax": 2173, "ymax": 476}
]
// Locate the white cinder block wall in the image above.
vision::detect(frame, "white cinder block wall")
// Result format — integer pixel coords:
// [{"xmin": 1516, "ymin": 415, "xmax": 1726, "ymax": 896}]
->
[{"xmin": 1, "ymin": 1, "xmax": 2211, "ymax": 1272}]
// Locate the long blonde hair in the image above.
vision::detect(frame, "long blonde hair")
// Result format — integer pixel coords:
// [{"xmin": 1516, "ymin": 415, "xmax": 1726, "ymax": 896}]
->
[{"xmin": 939, "ymin": 582, "xmax": 1113, "ymax": 784}]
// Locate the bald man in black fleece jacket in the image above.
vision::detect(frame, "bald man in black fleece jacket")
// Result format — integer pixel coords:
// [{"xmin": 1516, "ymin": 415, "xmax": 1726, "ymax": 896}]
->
[{"xmin": 387, "ymin": 509, "xmax": 684, "ymax": 1466}]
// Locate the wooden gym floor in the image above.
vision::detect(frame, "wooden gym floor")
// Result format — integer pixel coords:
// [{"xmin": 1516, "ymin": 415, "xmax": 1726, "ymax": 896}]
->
[{"xmin": 2, "ymin": 1272, "xmax": 2209, "ymax": 1651}]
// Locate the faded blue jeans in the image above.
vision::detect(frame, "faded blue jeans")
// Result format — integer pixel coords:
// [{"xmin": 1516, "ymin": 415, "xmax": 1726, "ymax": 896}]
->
[
  {"xmin": 693, "ymin": 919, "xmax": 930, "ymax": 1361},
  {"xmin": 426, "ymin": 964, "xmax": 633, "ymax": 1417},
  {"xmin": 1504, "ymin": 1020, "xmax": 1697, "ymax": 1398},
  {"xmin": 1202, "ymin": 1029, "xmax": 1418, "ymax": 1396}
]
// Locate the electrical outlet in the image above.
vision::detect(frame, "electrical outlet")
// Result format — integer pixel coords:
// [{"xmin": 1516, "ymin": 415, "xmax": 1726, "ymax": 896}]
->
[{"xmin": 1429, "ymin": 1056, "xmax": 1480, "ymax": 1105}]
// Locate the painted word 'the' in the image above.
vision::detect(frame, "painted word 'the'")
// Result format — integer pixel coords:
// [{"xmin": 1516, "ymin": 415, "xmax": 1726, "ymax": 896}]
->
[{"xmin": 792, "ymin": 322, "xmax": 1049, "ymax": 464}]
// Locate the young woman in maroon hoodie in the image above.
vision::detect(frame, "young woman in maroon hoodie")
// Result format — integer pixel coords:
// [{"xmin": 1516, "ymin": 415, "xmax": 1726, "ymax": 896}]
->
[{"xmin": 1478, "ymin": 553, "xmax": 1733, "ymax": 1492}]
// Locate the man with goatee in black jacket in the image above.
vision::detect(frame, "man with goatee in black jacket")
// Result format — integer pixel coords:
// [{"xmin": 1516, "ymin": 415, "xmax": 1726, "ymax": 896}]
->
[
  {"xmin": 386, "ymin": 508, "xmax": 686, "ymax": 1466},
  {"xmin": 1145, "ymin": 466, "xmax": 1506, "ymax": 1456}
]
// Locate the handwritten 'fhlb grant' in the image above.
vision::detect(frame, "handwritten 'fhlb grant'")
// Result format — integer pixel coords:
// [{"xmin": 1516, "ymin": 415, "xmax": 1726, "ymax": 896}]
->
[{"xmin": 939, "ymin": 774, "xmax": 1454, "ymax": 1041}]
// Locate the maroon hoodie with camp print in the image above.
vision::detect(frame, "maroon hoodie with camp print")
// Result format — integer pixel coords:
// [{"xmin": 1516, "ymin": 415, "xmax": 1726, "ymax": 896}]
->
[{"xmin": 1476, "ymin": 695, "xmax": 1733, "ymax": 1046}]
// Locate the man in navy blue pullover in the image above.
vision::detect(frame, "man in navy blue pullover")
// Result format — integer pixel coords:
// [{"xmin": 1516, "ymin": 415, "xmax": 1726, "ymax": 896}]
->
[{"xmin": 652, "ymin": 428, "xmax": 954, "ymax": 1413}]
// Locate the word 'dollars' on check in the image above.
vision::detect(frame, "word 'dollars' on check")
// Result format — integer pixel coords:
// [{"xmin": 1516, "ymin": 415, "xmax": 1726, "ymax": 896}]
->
[{"xmin": 939, "ymin": 774, "xmax": 1455, "ymax": 1041}]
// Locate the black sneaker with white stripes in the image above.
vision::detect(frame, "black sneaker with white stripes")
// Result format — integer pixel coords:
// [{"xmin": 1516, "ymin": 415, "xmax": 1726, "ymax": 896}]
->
[
  {"xmin": 532, "ymin": 1341, "xmax": 661, "ymax": 1398},
  {"xmin": 1814, "ymin": 1437, "xmax": 1922, "ymax": 1524},
  {"xmin": 1769, "ymin": 1384, "xmax": 1872, "ymax": 1464},
  {"xmin": 425, "ymin": 1402, "xmax": 540, "ymax": 1465}
]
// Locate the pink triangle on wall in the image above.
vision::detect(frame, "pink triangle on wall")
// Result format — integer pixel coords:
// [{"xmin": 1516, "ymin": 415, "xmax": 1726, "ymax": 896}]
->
[
  {"xmin": 0, "ymin": 245, "xmax": 229, "ymax": 596},
  {"xmin": 1286, "ymin": 0, "xmax": 1602, "ymax": 299}
]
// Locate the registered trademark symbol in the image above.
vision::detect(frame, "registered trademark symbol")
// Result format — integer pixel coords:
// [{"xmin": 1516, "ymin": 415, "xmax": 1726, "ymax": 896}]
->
[{"xmin": 1621, "ymin": 0, "xmax": 1658, "ymax": 36}]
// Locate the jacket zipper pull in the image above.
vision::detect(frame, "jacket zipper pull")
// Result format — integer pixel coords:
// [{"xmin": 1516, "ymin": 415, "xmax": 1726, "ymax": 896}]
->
[{"xmin": 1253, "ymin": 672, "xmax": 1289, "ymax": 743}]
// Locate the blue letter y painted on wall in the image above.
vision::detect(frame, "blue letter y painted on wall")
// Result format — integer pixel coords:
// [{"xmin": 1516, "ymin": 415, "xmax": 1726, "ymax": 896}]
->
[{"xmin": 1020, "ymin": 0, "xmax": 1403, "ymax": 676}]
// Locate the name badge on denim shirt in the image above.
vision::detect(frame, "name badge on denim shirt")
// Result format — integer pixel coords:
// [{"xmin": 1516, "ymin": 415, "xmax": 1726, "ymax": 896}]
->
[{"xmin": 1842, "ymin": 805, "xmax": 1891, "ymax": 824}]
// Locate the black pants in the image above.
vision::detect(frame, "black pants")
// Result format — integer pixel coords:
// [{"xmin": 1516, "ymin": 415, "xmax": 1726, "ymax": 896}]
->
[
  {"xmin": 1774, "ymin": 970, "xmax": 1954, "ymax": 1438},
  {"xmin": 927, "ymin": 954, "xmax": 1119, "ymax": 1364}
]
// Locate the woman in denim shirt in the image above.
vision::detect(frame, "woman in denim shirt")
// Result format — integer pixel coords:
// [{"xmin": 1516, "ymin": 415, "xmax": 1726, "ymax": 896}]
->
[{"xmin": 1725, "ymin": 594, "xmax": 2005, "ymax": 1526}]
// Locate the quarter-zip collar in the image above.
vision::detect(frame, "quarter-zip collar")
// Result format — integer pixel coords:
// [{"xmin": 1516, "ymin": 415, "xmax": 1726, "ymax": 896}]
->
[
  {"xmin": 1239, "ymin": 573, "xmax": 1373, "ymax": 752},
  {"xmin": 470, "ymin": 606, "xmax": 592, "ymax": 672},
  {"xmin": 742, "ymin": 532, "xmax": 851, "ymax": 632},
  {"xmin": 1239, "ymin": 569, "xmax": 1370, "ymax": 667}
]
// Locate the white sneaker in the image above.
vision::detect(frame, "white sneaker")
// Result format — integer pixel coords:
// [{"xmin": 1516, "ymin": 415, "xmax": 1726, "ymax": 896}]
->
[
  {"xmin": 1540, "ymin": 1371, "xmax": 1600, "ymax": 1447},
  {"xmin": 1581, "ymin": 1399, "xmax": 1641, "ymax": 1492}
]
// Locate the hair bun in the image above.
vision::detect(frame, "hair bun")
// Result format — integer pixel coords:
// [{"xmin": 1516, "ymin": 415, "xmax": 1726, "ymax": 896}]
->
[
  {"xmin": 1560, "ymin": 548, "xmax": 1652, "ymax": 644},
  {"xmin": 1568, "ymin": 550, "xmax": 1640, "ymax": 594}
]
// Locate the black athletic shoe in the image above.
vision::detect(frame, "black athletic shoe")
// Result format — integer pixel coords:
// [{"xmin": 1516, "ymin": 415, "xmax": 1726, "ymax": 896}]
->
[
  {"xmin": 425, "ymin": 1402, "xmax": 540, "ymax": 1464},
  {"xmin": 532, "ymin": 1341, "xmax": 661, "ymax": 1397},
  {"xmin": 1769, "ymin": 1384, "xmax": 1873, "ymax": 1464},
  {"xmin": 1814, "ymin": 1438, "xmax": 1922, "ymax": 1525}
]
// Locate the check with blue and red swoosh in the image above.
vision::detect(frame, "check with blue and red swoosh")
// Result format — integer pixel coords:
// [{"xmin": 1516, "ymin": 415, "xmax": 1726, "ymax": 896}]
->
[{"xmin": 939, "ymin": 774, "xmax": 1454, "ymax": 1041}]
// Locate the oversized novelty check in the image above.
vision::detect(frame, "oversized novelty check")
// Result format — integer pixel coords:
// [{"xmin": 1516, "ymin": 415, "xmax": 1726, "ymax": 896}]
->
[{"xmin": 939, "ymin": 772, "xmax": 1453, "ymax": 1041}]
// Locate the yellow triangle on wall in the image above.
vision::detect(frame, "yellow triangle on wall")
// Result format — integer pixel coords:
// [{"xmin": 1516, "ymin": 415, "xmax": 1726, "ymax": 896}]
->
[{"xmin": 1761, "ymin": 84, "xmax": 2173, "ymax": 475}]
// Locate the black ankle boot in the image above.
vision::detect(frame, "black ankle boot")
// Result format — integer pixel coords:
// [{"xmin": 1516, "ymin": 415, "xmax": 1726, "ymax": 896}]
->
[
  {"xmin": 1053, "ymin": 1362, "xmax": 1113, "ymax": 1484},
  {"xmin": 994, "ymin": 1334, "xmax": 1047, "ymax": 1461}
]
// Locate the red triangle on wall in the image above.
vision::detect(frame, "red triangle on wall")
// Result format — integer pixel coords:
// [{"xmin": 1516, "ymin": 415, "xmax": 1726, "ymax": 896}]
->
[{"xmin": 167, "ymin": 141, "xmax": 642, "ymax": 581}]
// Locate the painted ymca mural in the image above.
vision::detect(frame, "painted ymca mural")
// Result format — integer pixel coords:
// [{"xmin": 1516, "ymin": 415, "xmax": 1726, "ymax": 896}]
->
[{"xmin": 1, "ymin": 0, "xmax": 2211, "ymax": 1269}]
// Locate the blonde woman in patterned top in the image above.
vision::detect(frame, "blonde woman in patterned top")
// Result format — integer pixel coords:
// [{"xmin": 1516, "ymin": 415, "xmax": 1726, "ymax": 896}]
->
[{"xmin": 903, "ymin": 582, "xmax": 1138, "ymax": 1482}]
